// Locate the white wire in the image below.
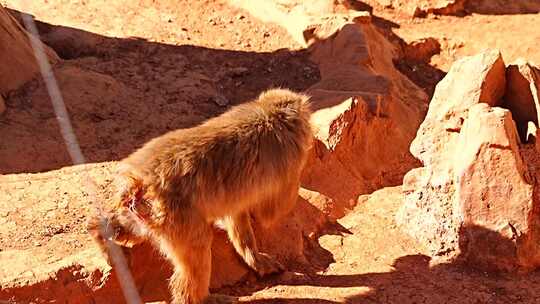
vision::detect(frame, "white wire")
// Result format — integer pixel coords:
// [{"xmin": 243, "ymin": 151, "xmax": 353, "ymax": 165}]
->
[{"xmin": 19, "ymin": 9, "xmax": 143, "ymax": 304}]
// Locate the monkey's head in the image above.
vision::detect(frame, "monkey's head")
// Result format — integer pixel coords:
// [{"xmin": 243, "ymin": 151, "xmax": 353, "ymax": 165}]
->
[
  {"xmin": 256, "ymin": 88, "xmax": 312, "ymax": 115},
  {"xmin": 256, "ymin": 88, "xmax": 314, "ymax": 150}
]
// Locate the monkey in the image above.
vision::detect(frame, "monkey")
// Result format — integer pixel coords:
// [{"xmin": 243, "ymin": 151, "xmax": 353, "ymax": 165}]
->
[{"xmin": 87, "ymin": 88, "xmax": 313, "ymax": 304}]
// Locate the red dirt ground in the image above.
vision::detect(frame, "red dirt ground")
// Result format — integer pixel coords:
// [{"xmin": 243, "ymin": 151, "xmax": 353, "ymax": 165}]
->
[{"xmin": 2, "ymin": 0, "xmax": 540, "ymax": 303}]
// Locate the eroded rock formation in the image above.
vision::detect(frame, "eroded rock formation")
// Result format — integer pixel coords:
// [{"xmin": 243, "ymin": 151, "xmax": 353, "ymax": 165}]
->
[
  {"xmin": 0, "ymin": 5, "xmax": 58, "ymax": 95},
  {"xmin": 397, "ymin": 49, "xmax": 540, "ymax": 272}
]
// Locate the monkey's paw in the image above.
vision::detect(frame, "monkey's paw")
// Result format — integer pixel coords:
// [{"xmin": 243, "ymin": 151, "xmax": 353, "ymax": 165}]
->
[
  {"xmin": 252, "ymin": 252, "xmax": 285, "ymax": 277},
  {"xmin": 204, "ymin": 294, "xmax": 238, "ymax": 304}
]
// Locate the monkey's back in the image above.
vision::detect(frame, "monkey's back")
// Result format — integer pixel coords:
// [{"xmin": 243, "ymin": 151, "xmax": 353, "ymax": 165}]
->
[{"xmin": 123, "ymin": 89, "xmax": 313, "ymax": 220}]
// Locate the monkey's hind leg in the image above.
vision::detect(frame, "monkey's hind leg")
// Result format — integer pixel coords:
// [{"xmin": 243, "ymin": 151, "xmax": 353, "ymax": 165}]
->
[
  {"xmin": 161, "ymin": 220, "xmax": 236, "ymax": 304},
  {"xmin": 223, "ymin": 213, "xmax": 284, "ymax": 277}
]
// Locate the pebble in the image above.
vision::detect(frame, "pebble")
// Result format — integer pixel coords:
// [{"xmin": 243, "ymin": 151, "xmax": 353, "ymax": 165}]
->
[
  {"xmin": 212, "ymin": 94, "xmax": 229, "ymax": 106},
  {"xmin": 227, "ymin": 67, "xmax": 249, "ymax": 77}
]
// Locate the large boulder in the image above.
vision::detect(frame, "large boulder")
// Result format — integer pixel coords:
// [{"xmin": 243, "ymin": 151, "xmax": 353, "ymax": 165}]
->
[
  {"xmin": 397, "ymin": 49, "xmax": 540, "ymax": 272},
  {"xmin": 0, "ymin": 5, "xmax": 58, "ymax": 95},
  {"xmin": 303, "ymin": 16, "xmax": 428, "ymax": 216},
  {"xmin": 410, "ymin": 49, "xmax": 506, "ymax": 167},
  {"xmin": 455, "ymin": 104, "xmax": 537, "ymax": 271}
]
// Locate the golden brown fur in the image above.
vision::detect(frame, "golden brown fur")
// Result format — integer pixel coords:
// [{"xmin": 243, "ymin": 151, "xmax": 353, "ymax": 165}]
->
[{"xmin": 88, "ymin": 88, "xmax": 313, "ymax": 304}]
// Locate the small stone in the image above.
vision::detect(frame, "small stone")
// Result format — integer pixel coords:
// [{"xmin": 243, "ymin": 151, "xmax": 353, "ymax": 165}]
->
[
  {"xmin": 376, "ymin": 0, "xmax": 393, "ymax": 8},
  {"xmin": 411, "ymin": 6, "xmax": 427, "ymax": 18},
  {"xmin": 279, "ymin": 271, "xmax": 301, "ymax": 282},
  {"xmin": 526, "ymin": 122, "xmax": 538, "ymax": 144},
  {"xmin": 161, "ymin": 14, "xmax": 174, "ymax": 23},
  {"xmin": 212, "ymin": 94, "xmax": 229, "ymax": 106},
  {"xmin": 228, "ymin": 67, "xmax": 248, "ymax": 77},
  {"xmin": 58, "ymin": 199, "xmax": 69, "ymax": 209}
]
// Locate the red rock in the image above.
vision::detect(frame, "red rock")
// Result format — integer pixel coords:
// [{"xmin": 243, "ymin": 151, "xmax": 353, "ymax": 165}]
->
[
  {"xmin": 403, "ymin": 37, "xmax": 441, "ymax": 63},
  {"xmin": 0, "ymin": 164, "xmax": 330, "ymax": 303},
  {"xmin": 410, "ymin": 49, "xmax": 506, "ymax": 167},
  {"xmin": 398, "ymin": 49, "xmax": 540, "ymax": 272},
  {"xmin": 455, "ymin": 103, "xmax": 536, "ymax": 271},
  {"xmin": 303, "ymin": 14, "xmax": 427, "ymax": 218},
  {"xmin": 0, "ymin": 1, "xmax": 433, "ymax": 301},
  {"xmin": 397, "ymin": 50, "xmax": 505, "ymax": 257},
  {"xmin": 503, "ymin": 59, "xmax": 540, "ymax": 142},
  {"xmin": 0, "ymin": 5, "xmax": 58, "ymax": 94}
]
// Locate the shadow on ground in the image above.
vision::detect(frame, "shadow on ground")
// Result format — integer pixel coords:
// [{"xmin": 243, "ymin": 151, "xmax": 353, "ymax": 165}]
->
[
  {"xmin": 226, "ymin": 225, "xmax": 540, "ymax": 304},
  {"xmin": 1, "ymin": 9, "xmax": 321, "ymax": 174},
  {"xmin": 370, "ymin": 14, "xmax": 446, "ymax": 98}
]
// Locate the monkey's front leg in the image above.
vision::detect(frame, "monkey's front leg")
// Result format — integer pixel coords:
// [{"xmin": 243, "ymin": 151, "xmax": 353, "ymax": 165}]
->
[{"xmin": 222, "ymin": 213, "xmax": 284, "ymax": 277}]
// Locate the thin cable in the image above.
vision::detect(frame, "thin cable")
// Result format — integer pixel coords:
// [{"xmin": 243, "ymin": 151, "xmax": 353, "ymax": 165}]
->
[{"xmin": 18, "ymin": 9, "xmax": 143, "ymax": 304}]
